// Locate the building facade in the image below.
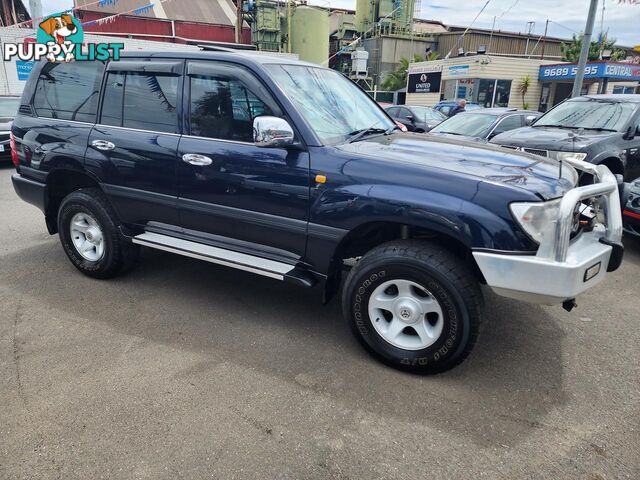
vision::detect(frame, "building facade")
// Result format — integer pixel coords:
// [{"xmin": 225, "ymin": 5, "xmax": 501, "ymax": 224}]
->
[{"xmin": 406, "ymin": 55, "xmax": 640, "ymax": 111}]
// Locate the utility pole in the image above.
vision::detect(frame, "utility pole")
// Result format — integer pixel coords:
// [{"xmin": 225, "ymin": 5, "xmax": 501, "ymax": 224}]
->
[
  {"xmin": 488, "ymin": 15, "xmax": 496, "ymax": 53},
  {"xmin": 541, "ymin": 19, "xmax": 549, "ymax": 59},
  {"xmin": 235, "ymin": 0, "xmax": 243, "ymax": 44},
  {"xmin": 572, "ymin": 0, "xmax": 599, "ymax": 98}
]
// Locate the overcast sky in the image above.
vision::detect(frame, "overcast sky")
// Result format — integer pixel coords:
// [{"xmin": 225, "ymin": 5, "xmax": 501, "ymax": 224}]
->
[{"xmin": 37, "ymin": 0, "xmax": 639, "ymax": 47}]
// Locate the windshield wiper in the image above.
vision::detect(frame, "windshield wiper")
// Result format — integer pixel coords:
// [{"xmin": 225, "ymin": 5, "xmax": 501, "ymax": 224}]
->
[
  {"xmin": 532, "ymin": 124, "xmax": 575, "ymax": 129},
  {"xmin": 438, "ymin": 131, "xmax": 462, "ymax": 135},
  {"xmin": 573, "ymin": 126, "xmax": 617, "ymax": 132},
  {"xmin": 347, "ymin": 127, "xmax": 388, "ymax": 143}
]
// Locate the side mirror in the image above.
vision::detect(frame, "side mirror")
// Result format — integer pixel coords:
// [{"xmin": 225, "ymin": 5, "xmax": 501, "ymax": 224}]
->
[
  {"xmin": 406, "ymin": 115, "xmax": 414, "ymax": 122},
  {"xmin": 623, "ymin": 125, "xmax": 636, "ymax": 140},
  {"xmin": 525, "ymin": 115, "xmax": 538, "ymax": 126},
  {"xmin": 253, "ymin": 116, "xmax": 295, "ymax": 148}
]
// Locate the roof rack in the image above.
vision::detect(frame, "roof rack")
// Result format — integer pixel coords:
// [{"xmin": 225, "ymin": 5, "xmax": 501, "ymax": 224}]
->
[{"xmin": 198, "ymin": 45, "xmax": 237, "ymax": 53}]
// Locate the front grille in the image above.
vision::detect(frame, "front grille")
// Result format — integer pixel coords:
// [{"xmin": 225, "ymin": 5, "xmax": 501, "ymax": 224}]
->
[
  {"xmin": 500, "ymin": 145, "xmax": 548, "ymax": 157},
  {"xmin": 523, "ymin": 148, "xmax": 548, "ymax": 157},
  {"xmin": 0, "ymin": 132, "xmax": 9, "ymax": 141}
]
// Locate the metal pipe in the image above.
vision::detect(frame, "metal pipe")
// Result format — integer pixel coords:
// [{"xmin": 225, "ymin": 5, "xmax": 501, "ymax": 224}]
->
[{"xmin": 572, "ymin": 0, "xmax": 599, "ymax": 98}]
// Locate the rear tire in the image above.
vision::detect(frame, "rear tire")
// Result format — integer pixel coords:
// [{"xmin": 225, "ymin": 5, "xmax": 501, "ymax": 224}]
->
[
  {"xmin": 58, "ymin": 188, "xmax": 139, "ymax": 279},
  {"xmin": 342, "ymin": 240, "xmax": 483, "ymax": 374}
]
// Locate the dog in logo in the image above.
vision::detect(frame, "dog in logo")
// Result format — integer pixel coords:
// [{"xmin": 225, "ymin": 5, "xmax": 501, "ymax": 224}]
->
[{"xmin": 39, "ymin": 15, "xmax": 78, "ymax": 62}]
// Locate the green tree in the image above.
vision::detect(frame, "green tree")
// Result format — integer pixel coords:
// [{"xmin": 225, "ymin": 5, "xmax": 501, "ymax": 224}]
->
[
  {"xmin": 381, "ymin": 53, "xmax": 438, "ymax": 91},
  {"xmin": 519, "ymin": 75, "xmax": 532, "ymax": 109},
  {"xmin": 560, "ymin": 34, "xmax": 626, "ymax": 62}
]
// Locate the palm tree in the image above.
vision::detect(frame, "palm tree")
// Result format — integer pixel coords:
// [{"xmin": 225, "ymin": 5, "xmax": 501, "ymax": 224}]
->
[
  {"xmin": 381, "ymin": 53, "xmax": 434, "ymax": 91},
  {"xmin": 519, "ymin": 75, "xmax": 532, "ymax": 110}
]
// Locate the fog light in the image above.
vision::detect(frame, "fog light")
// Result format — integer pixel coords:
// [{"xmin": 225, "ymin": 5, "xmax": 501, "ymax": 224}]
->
[{"xmin": 583, "ymin": 262, "xmax": 601, "ymax": 282}]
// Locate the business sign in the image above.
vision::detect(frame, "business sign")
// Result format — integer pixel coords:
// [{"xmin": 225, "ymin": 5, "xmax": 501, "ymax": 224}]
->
[
  {"xmin": 15, "ymin": 60, "xmax": 34, "ymax": 80},
  {"xmin": 539, "ymin": 62, "xmax": 640, "ymax": 81},
  {"xmin": 447, "ymin": 65, "xmax": 469, "ymax": 77},
  {"xmin": 407, "ymin": 71, "xmax": 442, "ymax": 94},
  {"xmin": 408, "ymin": 64, "xmax": 442, "ymax": 75}
]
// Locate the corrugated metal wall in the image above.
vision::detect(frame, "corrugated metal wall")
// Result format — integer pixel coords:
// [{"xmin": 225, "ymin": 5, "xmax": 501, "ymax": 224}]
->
[
  {"xmin": 435, "ymin": 32, "xmax": 564, "ymax": 60},
  {"xmin": 77, "ymin": 11, "xmax": 251, "ymax": 44}
]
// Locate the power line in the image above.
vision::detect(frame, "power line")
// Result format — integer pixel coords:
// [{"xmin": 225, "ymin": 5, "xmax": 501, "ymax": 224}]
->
[
  {"xmin": 445, "ymin": 0, "xmax": 493, "ymax": 59},
  {"xmin": 548, "ymin": 20, "xmax": 580, "ymax": 34},
  {"xmin": 498, "ymin": 0, "xmax": 520, "ymax": 19}
]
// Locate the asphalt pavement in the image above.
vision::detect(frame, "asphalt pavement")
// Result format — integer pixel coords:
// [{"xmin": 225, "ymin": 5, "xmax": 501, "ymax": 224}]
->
[{"xmin": 1, "ymin": 165, "xmax": 638, "ymax": 479}]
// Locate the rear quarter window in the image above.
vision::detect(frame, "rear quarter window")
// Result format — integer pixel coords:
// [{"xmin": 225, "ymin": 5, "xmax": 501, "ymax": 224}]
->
[{"xmin": 32, "ymin": 61, "xmax": 104, "ymax": 123}]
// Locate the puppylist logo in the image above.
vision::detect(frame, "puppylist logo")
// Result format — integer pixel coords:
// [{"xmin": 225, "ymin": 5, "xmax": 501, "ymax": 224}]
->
[{"xmin": 3, "ymin": 12, "xmax": 123, "ymax": 63}]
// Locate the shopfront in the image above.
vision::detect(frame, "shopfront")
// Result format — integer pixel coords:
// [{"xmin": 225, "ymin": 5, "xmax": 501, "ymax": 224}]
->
[
  {"xmin": 405, "ymin": 56, "xmax": 640, "ymax": 112},
  {"xmin": 538, "ymin": 61, "xmax": 640, "ymax": 111}
]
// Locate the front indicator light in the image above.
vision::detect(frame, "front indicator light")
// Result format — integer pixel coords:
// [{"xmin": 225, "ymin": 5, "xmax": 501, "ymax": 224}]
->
[
  {"xmin": 552, "ymin": 151, "xmax": 587, "ymax": 162},
  {"xmin": 509, "ymin": 199, "xmax": 562, "ymax": 244},
  {"xmin": 584, "ymin": 262, "xmax": 601, "ymax": 282}
]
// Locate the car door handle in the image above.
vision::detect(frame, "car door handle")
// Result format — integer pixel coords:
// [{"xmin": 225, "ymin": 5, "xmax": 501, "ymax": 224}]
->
[
  {"xmin": 91, "ymin": 139, "xmax": 116, "ymax": 151},
  {"xmin": 182, "ymin": 153, "xmax": 213, "ymax": 166}
]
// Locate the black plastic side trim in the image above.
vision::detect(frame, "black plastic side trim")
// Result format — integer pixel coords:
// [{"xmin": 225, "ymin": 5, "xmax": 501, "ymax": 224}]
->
[
  {"xmin": 307, "ymin": 223, "xmax": 348, "ymax": 241},
  {"xmin": 102, "ymin": 184, "xmax": 178, "ymax": 209},
  {"xmin": 599, "ymin": 238, "xmax": 624, "ymax": 272},
  {"xmin": 178, "ymin": 197, "xmax": 308, "ymax": 234}
]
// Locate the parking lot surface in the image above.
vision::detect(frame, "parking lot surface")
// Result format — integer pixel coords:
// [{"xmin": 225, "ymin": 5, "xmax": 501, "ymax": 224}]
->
[{"xmin": 1, "ymin": 165, "xmax": 639, "ymax": 479}]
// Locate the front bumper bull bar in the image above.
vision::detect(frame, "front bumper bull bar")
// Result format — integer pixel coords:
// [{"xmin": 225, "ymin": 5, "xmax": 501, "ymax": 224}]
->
[{"xmin": 472, "ymin": 159, "xmax": 623, "ymax": 305}]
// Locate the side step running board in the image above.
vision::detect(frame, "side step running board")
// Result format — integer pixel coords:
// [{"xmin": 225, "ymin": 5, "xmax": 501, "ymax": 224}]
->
[{"xmin": 133, "ymin": 232, "xmax": 295, "ymax": 281}]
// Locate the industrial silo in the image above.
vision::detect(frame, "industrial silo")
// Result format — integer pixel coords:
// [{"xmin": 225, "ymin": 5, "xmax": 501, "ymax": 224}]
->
[{"xmin": 289, "ymin": 5, "xmax": 329, "ymax": 65}]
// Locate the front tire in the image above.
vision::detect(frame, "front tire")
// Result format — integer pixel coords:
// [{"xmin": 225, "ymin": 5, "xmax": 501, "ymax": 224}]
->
[
  {"xmin": 342, "ymin": 240, "xmax": 483, "ymax": 374},
  {"xmin": 58, "ymin": 188, "xmax": 138, "ymax": 279}
]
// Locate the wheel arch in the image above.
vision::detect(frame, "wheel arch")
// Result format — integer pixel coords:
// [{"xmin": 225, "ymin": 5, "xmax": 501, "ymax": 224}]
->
[
  {"xmin": 44, "ymin": 168, "xmax": 106, "ymax": 234},
  {"xmin": 598, "ymin": 156, "xmax": 625, "ymax": 177},
  {"xmin": 322, "ymin": 220, "xmax": 485, "ymax": 303}
]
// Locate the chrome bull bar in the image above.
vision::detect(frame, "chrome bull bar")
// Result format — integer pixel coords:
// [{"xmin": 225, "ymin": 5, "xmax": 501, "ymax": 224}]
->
[{"xmin": 537, "ymin": 158, "xmax": 622, "ymax": 263}]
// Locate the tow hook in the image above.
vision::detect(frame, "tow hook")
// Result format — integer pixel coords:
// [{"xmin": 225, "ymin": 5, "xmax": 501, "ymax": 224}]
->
[{"xmin": 562, "ymin": 299, "xmax": 577, "ymax": 312}]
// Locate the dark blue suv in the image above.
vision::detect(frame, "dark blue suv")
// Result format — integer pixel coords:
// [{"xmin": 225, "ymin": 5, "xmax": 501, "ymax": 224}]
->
[{"xmin": 10, "ymin": 51, "xmax": 625, "ymax": 373}]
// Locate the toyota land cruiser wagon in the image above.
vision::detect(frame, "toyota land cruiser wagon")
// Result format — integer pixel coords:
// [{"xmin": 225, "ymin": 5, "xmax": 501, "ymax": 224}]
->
[{"xmin": 10, "ymin": 51, "xmax": 625, "ymax": 373}]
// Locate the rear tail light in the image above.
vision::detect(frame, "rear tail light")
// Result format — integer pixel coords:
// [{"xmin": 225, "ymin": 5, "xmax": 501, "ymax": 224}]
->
[{"xmin": 10, "ymin": 132, "xmax": 19, "ymax": 167}]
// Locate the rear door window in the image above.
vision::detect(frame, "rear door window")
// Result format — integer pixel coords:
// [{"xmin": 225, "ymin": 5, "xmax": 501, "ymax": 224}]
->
[
  {"xmin": 32, "ymin": 61, "xmax": 104, "ymax": 122},
  {"xmin": 100, "ymin": 71, "xmax": 180, "ymax": 134}
]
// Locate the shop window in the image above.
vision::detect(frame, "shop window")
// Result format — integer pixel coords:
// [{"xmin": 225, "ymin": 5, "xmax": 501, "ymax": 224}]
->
[
  {"xmin": 476, "ymin": 79, "xmax": 512, "ymax": 108},
  {"xmin": 494, "ymin": 80, "xmax": 512, "ymax": 107}
]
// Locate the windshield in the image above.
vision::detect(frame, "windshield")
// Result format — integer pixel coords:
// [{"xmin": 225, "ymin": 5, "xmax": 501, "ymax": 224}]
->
[
  {"xmin": 0, "ymin": 97, "xmax": 19, "ymax": 117},
  {"xmin": 534, "ymin": 99, "xmax": 636, "ymax": 131},
  {"xmin": 265, "ymin": 64, "xmax": 394, "ymax": 144},
  {"xmin": 430, "ymin": 112, "xmax": 498, "ymax": 137},
  {"xmin": 411, "ymin": 106, "xmax": 446, "ymax": 122}
]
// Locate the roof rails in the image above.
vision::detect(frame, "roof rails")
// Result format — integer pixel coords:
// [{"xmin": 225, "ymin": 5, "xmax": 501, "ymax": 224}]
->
[
  {"xmin": 196, "ymin": 42, "xmax": 257, "ymax": 52},
  {"xmin": 198, "ymin": 45, "xmax": 237, "ymax": 53}
]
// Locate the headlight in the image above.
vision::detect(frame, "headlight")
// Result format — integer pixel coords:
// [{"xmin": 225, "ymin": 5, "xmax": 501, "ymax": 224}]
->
[
  {"xmin": 510, "ymin": 199, "xmax": 561, "ymax": 244},
  {"xmin": 549, "ymin": 151, "xmax": 587, "ymax": 162}
]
